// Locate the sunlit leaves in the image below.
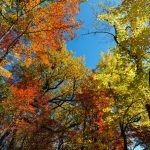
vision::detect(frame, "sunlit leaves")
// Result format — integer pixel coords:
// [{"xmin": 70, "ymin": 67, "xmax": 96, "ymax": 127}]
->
[
  {"xmin": 0, "ymin": 0, "xmax": 80, "ymax": 72},
  {"xmin": 0, "ymin": 67, "xmax": 12, "ymax": 78},
  {"xmin": 98, "ymin": 0, "xmax": 150, "ymax": 73},
  {"xmin": 94, "ymin": 49, "xmax": 150, "ymax": 148}
]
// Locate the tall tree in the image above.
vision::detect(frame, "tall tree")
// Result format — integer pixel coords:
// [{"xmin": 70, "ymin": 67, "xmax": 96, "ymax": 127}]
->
[
  {"xmin": 98, "ymin": 0, "xmax": 150, "ymax": 74},
  {"xmin": 0, "ymin": 46, "xmax": 87, "ymax": 149},
  {"xmin": 94, "ymin": 50, "xmax": 150, "ymax": 149}
]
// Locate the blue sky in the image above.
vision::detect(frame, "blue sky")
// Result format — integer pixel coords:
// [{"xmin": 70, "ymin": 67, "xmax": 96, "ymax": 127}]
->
[
  {"xmin": 67, "ymin": 0, "xmax": 116, "ymax": 69},
  {"xmin": 66, "ymin": 1, "xmax": 143, "ymax": 150}
]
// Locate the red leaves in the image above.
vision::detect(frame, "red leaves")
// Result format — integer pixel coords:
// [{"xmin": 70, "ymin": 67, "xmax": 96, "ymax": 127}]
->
[
  {"xmin": 77, "ymin": 81, "xmax": 112, "ymax": 134},
  {"xmin": 0, "ymin": 31, "xmax": 13, "ymax": 50},
  {"xmin": 3, "ymin": 76, "xmax": 48, "ymax": 126}
]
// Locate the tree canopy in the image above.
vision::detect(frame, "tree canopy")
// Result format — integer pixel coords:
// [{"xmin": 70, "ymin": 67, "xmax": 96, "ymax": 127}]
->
[{"xmin": 0, "ymin": 0, "xmax": 149, "ymax": 149}]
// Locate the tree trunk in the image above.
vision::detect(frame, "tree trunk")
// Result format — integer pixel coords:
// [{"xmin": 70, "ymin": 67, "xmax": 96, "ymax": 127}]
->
[
  {"xmin": 122, "ymin": 132, "xmax": 128, "ymax": 150},
  {"xmin": 120, "ymin": 122, "xmax": 128, "ymax": 150}
]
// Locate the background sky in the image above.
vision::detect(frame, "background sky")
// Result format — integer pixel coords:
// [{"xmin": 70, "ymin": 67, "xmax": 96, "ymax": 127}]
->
[
  {"xmin": 66, "ymin": 0, "xmax": 143, "ymax": 150},
  {"xmin": 67, "ymin": 0, "xmax": 116, "ymax": 69}
]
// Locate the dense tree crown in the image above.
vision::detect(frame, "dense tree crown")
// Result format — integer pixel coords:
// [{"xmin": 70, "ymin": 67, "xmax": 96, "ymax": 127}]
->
[
  {"xmin": 0, "ymin": 0, "xmax": 149, "ymax": 150},
  {"xmin": 98, "ymin": 0, "xmax": 150, "ymax": 73},
  {"xmin": 0, "ymin": 0, "xmax": 80, "ymax": 77}
]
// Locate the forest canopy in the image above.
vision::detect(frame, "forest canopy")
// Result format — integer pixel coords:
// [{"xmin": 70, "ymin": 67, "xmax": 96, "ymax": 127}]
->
[{"xmin": 0, "ymin": 0, "xmax": 149, "ymax": 150}]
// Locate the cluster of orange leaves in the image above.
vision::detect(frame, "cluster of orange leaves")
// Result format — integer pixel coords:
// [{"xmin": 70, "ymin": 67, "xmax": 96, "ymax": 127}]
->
[
  {"xmin": 28, "ymin": 0, "xmax": 80, "ymax": 62},
  {"xmin": 3, "ymin": 76, "xmax": 51, "ymax": 130},
  {"xmin": 0, "ymin": 0, "xmax": 80, "ymax": 67}
]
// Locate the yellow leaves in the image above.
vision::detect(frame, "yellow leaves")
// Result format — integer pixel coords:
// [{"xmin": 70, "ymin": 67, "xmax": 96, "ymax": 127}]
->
[
  {"xmin": 97, "ymin": 14, "xmax": 107, "ymax": 21},
  {"xmin": 25, "ymin": 57, "xmax": 32, "ymax": 67},
  {"xmin": 25, "ymin": 0, "xmax": 41, "ymax": 10},
  {"xmin": 117, "ymin": 28, "xmax": 128, "ymax": 42},
  {"xmin": 47, "ymin": 45, "xmax": 87, "ymax": 80},
  {"xmin": 76, "ymin": 137, "xmax": 82, "ymax": 144},
  {"xmin": 99, "ymin": 1, "xmax": 103, "ymax": 7},
  {"xmin": 14, "ymin": 52, "xmax": 21, "ymax": 60},
  {"xmin": 0, "ymin": 66, "xmax": 12, "ymax": 78},
  {"xmin": 103, "ymin": 107, "xmax": 111, "ymax": 113},
  {"xmin": 94, "ymin": 47, "xmax": 150, "ymax": 136},
  {"xmin": 98, "ymin": 0, "xmax": 150, "ymax": 47}
]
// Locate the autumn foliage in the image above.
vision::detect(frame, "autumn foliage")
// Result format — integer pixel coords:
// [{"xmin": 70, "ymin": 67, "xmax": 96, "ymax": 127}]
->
[
  {"xmin": 0, "ymin": 0, "xmax": 150, "ymax": 150},
  {"xmin": 0, "ymin": 0, "xmax": 80, "ymax": 69}
]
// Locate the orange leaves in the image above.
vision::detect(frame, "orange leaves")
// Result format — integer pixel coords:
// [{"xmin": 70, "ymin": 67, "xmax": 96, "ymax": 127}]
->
[
  {"xmin": 25, "ymin": 57, "xmax": 32, "ymax": 67},
  {"xmin": 3, "ymin": 76, "xmax": 40, "ymax": 115},
  {"xmin": 0, "ymin": 0, "xmax": 80, "ymax": 71},
  {"xmin": 10, "ymin": 86, "xmax": 36, "ymax": 113},
  {"xmin": 3, "ymin": 73, "xmax": 52, "ymax": 127},
  {"xmin": 29, "ymin": 0, "xmax": 80, "ymax": 50}
]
